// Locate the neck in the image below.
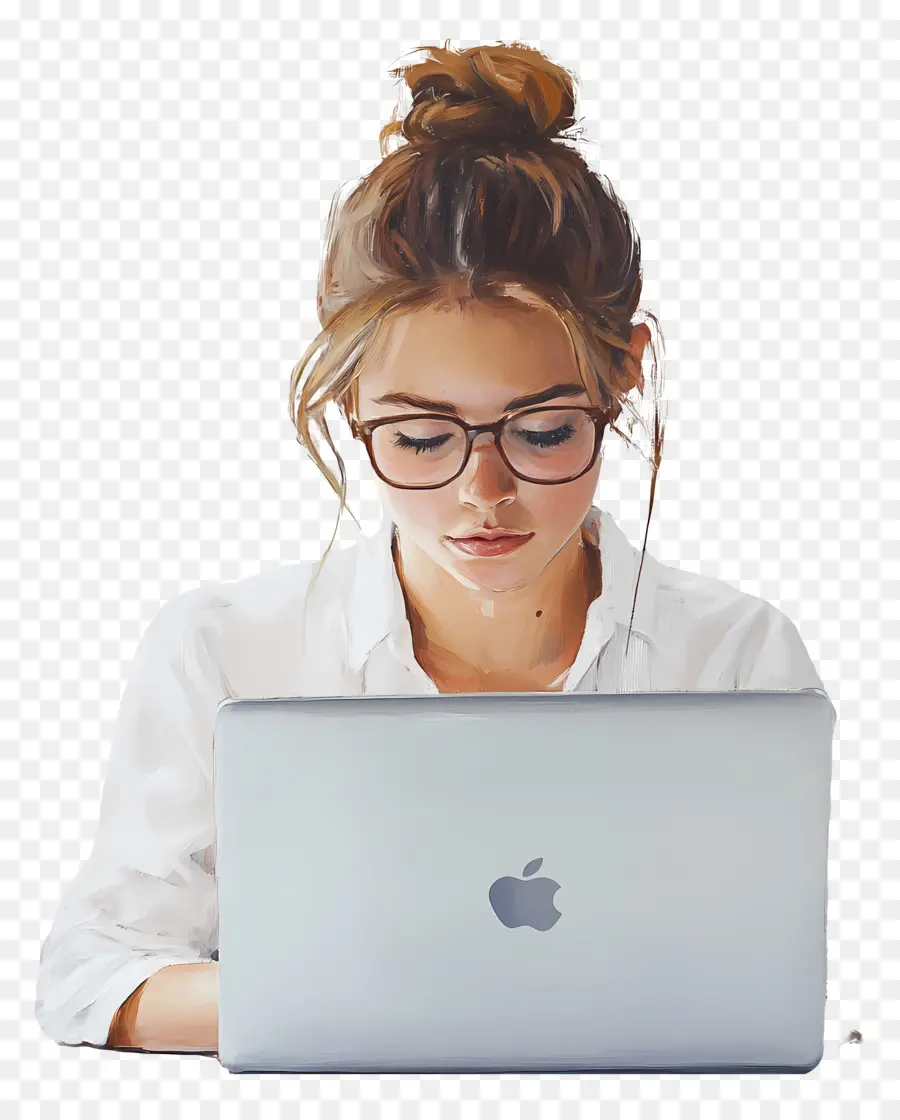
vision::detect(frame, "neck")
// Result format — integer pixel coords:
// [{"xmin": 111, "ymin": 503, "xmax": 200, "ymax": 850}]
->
[{"xmin": 393, "ymin": 524, "xmax": 602, "ymax": 684}]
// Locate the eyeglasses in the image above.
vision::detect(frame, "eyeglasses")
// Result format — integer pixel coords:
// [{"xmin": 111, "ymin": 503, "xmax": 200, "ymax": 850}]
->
[{"xmin": 350, "ymin": 405, "xmax": 610, "ymax": 489}]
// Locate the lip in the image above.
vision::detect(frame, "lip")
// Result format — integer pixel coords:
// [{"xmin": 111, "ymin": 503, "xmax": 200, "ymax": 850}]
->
[
  {"xmin": 447, "ymin": 532, "xmax": 535, "ymax": 557},
  {"xmin": 450, "ymin": 527, "xmax": 531, "ymax": 541}
]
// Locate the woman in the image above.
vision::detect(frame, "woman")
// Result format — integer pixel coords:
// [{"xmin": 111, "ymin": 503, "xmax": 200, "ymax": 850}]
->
[{"xmin": 35, "ymin": 42, "xmax": 829, "ymax": 1055}]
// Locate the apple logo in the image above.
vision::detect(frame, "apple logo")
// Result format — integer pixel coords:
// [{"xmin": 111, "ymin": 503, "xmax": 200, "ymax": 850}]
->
[{"xmin": 488, "ymin": 857, "xmax": 562, "ymax": 931}]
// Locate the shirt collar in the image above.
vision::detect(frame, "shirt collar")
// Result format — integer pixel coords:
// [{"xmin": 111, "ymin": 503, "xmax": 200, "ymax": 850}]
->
[{"xmin": 345, "ymin": 503, "xmax": 658, "ymax": 676}]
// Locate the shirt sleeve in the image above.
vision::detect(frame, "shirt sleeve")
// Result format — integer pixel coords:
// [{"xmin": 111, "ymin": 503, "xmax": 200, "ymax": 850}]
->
[
  {"xmin": 735, "ymin": 600, "xmax": 831, "ymax": 696},
  {"xmin": 35, "ymin": 588, "xmax": 230, "ymax": 1048}
]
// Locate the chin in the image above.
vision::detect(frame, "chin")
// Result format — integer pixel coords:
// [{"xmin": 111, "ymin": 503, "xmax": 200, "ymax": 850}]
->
[
  {"xmin": 444, "ymin": 553, "xmax": 540, "ymax": 594},
  {"xmin": 458, "ymin": 573, "xmax": 535, "ymax": 595}
]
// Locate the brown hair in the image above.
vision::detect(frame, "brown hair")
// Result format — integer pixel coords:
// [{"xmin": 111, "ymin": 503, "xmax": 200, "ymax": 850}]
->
[{"xmin": 288, "ymin": 40, "xmax": 666, "ymax": 654}]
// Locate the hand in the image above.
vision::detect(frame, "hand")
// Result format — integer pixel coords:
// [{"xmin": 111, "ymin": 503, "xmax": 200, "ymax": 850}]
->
[{"xmin": 107, "ymin": 961, "xmax": 219, "ymax": 1053}]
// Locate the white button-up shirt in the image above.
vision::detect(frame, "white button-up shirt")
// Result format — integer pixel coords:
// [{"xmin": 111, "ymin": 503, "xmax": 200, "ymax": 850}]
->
[{"xmin": 35, "ymin": 504, "xmax": 833, "ymax": 1047}]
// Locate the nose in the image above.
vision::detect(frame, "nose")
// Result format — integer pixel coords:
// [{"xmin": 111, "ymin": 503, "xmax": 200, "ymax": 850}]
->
[{"xmin": 457, "ymin": 431, "xmax": 517, "ymax": 505}]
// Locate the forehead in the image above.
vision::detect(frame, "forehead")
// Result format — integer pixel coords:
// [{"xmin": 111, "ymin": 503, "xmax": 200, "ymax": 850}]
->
[{"xmin": 356, "ymin": 301, "xmax": 585, "ymax": 411}]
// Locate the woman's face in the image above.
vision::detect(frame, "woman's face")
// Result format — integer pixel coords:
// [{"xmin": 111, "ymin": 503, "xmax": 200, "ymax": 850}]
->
[{"xmin": 353, "ymin": 301, "xmax": 609, "ymax": 594}]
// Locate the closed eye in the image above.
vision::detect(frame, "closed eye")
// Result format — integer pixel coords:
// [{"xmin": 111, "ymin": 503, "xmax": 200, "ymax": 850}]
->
[{"xmin": 391, "ymin": 431, "xmax": 453, "ymax": 454}]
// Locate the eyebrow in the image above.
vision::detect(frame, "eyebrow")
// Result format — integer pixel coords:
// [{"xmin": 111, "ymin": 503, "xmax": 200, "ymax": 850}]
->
[{"xmin": 371, "ymin": 382, "xmax": 590, "ymax": 416}]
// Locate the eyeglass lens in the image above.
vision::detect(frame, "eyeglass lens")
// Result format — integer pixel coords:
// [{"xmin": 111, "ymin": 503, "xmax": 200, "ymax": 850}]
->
[{"xmin": 370, "ymin": 408, "xmax": 597, "ymax": 486}]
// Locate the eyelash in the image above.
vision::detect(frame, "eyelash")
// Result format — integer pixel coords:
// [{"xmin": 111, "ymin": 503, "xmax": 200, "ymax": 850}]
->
[
  {"xmin": 392, "ymin": 433, "xmax": 451, "ymax": 455},
  {"xmin": 523, "ymin": 424, "xmax": 575, "ymax": 448}
]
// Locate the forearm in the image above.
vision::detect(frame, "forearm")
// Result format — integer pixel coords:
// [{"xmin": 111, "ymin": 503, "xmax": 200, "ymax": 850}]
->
[{"xmin": 107, "ymin": 961, "xmax": 219, "ymax": 1053}]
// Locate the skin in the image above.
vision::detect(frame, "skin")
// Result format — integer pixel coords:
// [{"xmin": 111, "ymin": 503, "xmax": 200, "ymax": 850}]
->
[
  {"xmin": 354, "ymin": 301, "xmax": 650, "ymax": 692},
  {"xmin": 106, "ymin": 961, "xmax": 219, "ymax": 1053}
]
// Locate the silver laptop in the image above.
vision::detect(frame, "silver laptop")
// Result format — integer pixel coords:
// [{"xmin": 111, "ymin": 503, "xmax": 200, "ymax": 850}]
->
[{"xmin": 212, "ymin": 688, "xmax": 835, "ymax": 1074}]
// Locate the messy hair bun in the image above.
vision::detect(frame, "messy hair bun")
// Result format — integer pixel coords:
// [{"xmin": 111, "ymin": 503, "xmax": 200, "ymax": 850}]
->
[
  {"xmin": 290, "ymin": 41, "xmax": 665, "ymax": 653},
  {"xmin": 385, "ymin": 40, "xmax": 578, "ymax": 147}
]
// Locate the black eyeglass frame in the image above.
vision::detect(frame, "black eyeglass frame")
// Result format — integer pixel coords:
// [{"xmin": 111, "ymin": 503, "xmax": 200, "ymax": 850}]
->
[{"xmin": 349, "ymin": 405, "xmax": 611, "ymax": 490}]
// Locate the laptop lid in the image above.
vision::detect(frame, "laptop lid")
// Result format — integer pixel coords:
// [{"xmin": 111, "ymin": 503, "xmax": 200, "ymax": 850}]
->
[{"xmin": 213, "ymin": 688, "xmax": 835, "ymax": 1074}]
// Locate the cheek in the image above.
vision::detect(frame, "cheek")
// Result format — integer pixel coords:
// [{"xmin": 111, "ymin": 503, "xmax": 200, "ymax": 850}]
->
[
  {"xmin": 568, "ymin": 459, "xmax": 603, "ymax": 510},
  {"xmin": 529, "ymin": 471, "xmax": 598, "ymax": 525},
  {"xmin": 378, "ymin": 485, "xmax": 450, "ymax": 536}
]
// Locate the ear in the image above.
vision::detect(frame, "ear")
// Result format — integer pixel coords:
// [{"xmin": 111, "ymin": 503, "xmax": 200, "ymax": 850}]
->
[
  {"xmin": 342, "ymin": 379, "xmax": 360, "ymax": 430},
  {"xmin": 620, "ymin": 323, "xmax": 650, "ymax": 396}
]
